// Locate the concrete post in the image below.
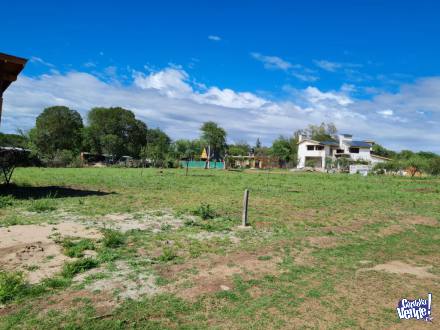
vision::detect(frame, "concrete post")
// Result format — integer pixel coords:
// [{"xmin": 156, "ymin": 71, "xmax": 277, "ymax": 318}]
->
[{"xmin": 242, "ymin": 189, "xmax": 249, "ymax": 227}]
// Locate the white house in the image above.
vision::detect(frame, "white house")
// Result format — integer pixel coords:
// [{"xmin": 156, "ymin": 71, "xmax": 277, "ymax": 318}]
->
[{"xmin": 297, "ymin": 134, "xmax": 389, "ymax": 170}]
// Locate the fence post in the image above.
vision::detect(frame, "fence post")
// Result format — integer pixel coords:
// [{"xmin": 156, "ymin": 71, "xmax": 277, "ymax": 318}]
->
[{"xmin": 241, "ymin": 189, "xmax": 249, "ymax": 227}]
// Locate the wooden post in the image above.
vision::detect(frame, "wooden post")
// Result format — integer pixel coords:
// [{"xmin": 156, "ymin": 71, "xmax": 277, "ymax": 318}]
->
[
  {"xmin": 0, "ymin": 93, "xmax": 3, "ymax": 126},
  {"xmin": 242, "ymin": 189, "xmax": 249, "ymax": 227}
]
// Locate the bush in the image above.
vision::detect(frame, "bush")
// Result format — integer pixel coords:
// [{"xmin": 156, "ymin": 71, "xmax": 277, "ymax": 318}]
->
[
  {"xmin": 157, "ymin": 247, "xmax": 178, "ymax": 262},
  {"xmin": 61, "ymin": 238, "xmax": 95, "ymax": 257},
  {"xmin": 0, "ymin": 195, "xmax": 15, "ymax": 209},
  {"xmin": 102, "ymin": 229, "xmax": 125, "ymax": 248},
  {"xmin": 0, "ymin": 271, "xmax": 27, "ymax": 303},
  {"xmin": 62, "ymin": 258, "xmax": 99, "ymax": 278},
  {"xmin": 192, "ymin": 203, "xmax": 216, "ymax": 220}
]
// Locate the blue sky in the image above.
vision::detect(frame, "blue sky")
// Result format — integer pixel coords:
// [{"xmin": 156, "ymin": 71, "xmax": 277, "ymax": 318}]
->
[{"xmin": 3, "ymin": 0, "xmax": 440, "ymax": 152}]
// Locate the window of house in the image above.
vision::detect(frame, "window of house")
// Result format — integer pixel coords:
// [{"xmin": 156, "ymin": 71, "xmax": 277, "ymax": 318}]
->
[
  {"xmin": 315, "ymin": 145, "xmax": 324, "ymax": 150},
  {"xmin": 307, "ymin": 145, "xmax": 314, "ymax": 151},
  {"xmin": 349, "ymin": 147, "xmax": 360, "ymax": 154},
  {"xmin": 336, "ymin": 149, "xmax": 344, "ymax": 154}
]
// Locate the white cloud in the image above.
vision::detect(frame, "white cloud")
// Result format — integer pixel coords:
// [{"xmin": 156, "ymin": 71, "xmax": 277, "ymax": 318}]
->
[
  {"xmin": 377, "ymin": 109, "xmax": 394, "ymax": 116},
  {"xmin": 30, "ymin": 56, "xmax": 55, "ymax": 68},
  {"xmin": 208, "ymin": 35, "xmax": 221, "ymax": 41},
  {"xmin": 251, "ymin": 52, "xmax": 293, "ymax": 71},
  {"xmin": 314, "ymin": 60, "xmax": 342, "ymax": 72},
  {"xmin": 2, "ymin": 67, "xmax": 440, "ymax": 152},
  {"xmin": 252, "ymin": 52, "xmax": 318, "ymax": 82}
]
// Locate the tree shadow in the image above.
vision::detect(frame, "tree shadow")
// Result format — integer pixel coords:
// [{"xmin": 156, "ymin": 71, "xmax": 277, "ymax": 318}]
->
[{"xmin": 0, "ymin": 184, "xmax": 115, "ymax": 200}]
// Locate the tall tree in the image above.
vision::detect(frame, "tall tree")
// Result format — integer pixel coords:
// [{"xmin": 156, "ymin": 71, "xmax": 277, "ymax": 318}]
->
[
  {"xmin": 29, "ymin": 106, "xmax": 83, "ymax": 158},
  {"xmin": 85, "ymin": 107, "xmax": 147, "ymax": 158},
  {"xmin": 200, "ymin": 121, "xmax": 227, "ymax": 159},
  {"xmin": 141, "ymin": 128, "xmax": 171, "ymax": 167}
]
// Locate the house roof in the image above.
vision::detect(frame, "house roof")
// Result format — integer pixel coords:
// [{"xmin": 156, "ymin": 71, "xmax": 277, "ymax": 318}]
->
[
  {"xmin": 0, "ymin": 53, "xmax": 28, "ymax": 94},
  {"xmin": 348, "ymin": 140, "xmax": 372, "ymax": 148},
  {"xmin": 320, "ymin": 140, "xmax": 339, "ymax": 146}
]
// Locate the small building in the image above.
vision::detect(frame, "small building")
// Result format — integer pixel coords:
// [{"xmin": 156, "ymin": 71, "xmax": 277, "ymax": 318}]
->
[
  {"xmin": 297, "ymin": 133, "xmax": 389, "ymax": 170},
  {"xmin": 227, "ymin": 155, "xmax": 280, "ymax": 169}
]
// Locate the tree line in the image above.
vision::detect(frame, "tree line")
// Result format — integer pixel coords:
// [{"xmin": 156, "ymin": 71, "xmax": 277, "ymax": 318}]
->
[{"xmin": 1, "ymin": 106, "xmax": 440, "ymax": 174}]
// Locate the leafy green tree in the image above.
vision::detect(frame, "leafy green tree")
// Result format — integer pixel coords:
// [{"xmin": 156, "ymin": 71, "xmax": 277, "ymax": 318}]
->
[
  {"xmin": 200, "ymin": 121, "xmax": 227, "ymax": 159},
  {"xmin": 371, "ymin": 144, "xmax": 396, "ymax": 158},
  {"xmin": 0, "ymin": 133, "xmax": 29, "ymax": 148},
  {"xmin": 141, "ymin": 128, "xmax": 171, "ymax": 167},
  {"xmin": 271, "ymin": 136, "xmax": 292, "ymax": 167},
  {"xmin": 255, "ymin": 138, "xmax": 262, "ymax": 149},
  {"xmin": 303, "ymin": 122, "xmax": 338, "ymax": 141},
  {"xmin": 85, "ymin": 107, "xmax": 147, "ymax": 158},
  {"xmin": 227, "ymin": 142, "xmax": 251, "ymax": 156},
  {"xmin": 29, "ymin": 106, "xmax": 83, "ymax": 158}
]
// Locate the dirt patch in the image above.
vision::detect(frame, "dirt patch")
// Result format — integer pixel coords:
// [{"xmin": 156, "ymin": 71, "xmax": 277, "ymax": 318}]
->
[
  {"xmin": 358, "ymin": 261, "xmax": 438, "ymax": 279},
  {"xmin": 84, "ymin": 209, "xmax": 192, "ymax": 233},
  {"xmin": 38, "ymin": 289, "xmax": 115, "ymax": 317},
  {"xmin": 188, "ymin": 231, "xmax": 241, "ymax": 244},
  {"xmin": 74, "ymin": 261, "xmax": 161, "ymax": 300},
  {"xmin": 403, "ymin": 215, "xmax": 438, "ymax": 226},
  {"xmin": 294, "ymin": 248, "xmax": 315, "ymax": 266},
  {"xmin": 0, "ymin": 222, "xmax": 102, "ymax": 283},
  {"xmin": 404, "ymin": 187, "xmax": 438, "ymax": 193},
  {"xmin": 377, "ymin": 215, "xmax": 438, "ymax": 237},
  {"xmin": 159, "ymin": 250, "xmax": 281, "ymax": 300},
  {"xmin": 308, "ymin": 236, "xmax": 339, "ymax": 248},
  {"xmin": 322, "ymin": 222, "xmax": 364, "ymax": 234}
]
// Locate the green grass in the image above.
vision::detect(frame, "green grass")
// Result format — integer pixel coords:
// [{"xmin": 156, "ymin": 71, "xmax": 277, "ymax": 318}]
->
[
  {"xmin": 61, "ymin": 258, "xmax": 100, "ymax": 278},
  {"xmin": 60, "ymin": 238, "xmax": 96, "ymax": 258},
  {"xmin": 1, "ymin": 167, "xmax": 439, "ymax": 329}
]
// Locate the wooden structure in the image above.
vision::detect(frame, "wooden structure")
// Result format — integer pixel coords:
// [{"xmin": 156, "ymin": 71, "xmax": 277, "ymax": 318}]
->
[
  {"xmin": 0, "ymin": 53, "xmax": 28, "ymax": 125},
  {"xmin": 227, "ymin": 155, "xmax": 280, "ymax": 169}
]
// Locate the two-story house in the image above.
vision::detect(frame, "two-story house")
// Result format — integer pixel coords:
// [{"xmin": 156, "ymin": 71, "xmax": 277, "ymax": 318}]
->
[{"xmin": 297, "ymin": 134, "xmax": 389, "ymax": 169}]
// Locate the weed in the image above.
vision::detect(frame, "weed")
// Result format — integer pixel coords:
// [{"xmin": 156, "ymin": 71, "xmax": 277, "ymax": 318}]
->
[
  {"xmin": 0, "ymin": 271, "xmax": 28, "ymax": 303},
  {"xmin": 157, "ymin": 247, "xmax": 178, "ymax": 262},
  {"xmin": 62, "ymin": 258, "xmax": 100, "ymax": 278},
  {"xmin": 61, "ymin": 238, "xmax": 95, "ymax": 257},
  {"xmin": 28, "ymin": 199, "xmax": 57, "ymax": 213},
  {"xmin": 102, "ymin": 229, "xmax": 125, "ymax": 248},
  {"xmin": 0, "ymin": 195, "xmax": 15, "ymax": 209},
  {"xmin": 192, "ymin": 203, "xmax": 216, "ymax": 220}
]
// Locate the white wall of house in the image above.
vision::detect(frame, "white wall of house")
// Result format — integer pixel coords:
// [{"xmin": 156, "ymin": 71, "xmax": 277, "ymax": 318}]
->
[
  {"xmin": 297, "ymin": 141, "xmax": 325, "ymax": 168},
  {"xmin": 350, "ymin": 148, "xmax": 371, "ymax": 162},
  {"xmin": 297, "ymin": 134, "xmax": 388, "ymax": 169}
]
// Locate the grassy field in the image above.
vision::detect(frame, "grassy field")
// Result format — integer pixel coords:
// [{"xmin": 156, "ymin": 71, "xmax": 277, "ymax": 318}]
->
[{"xmin": 0, "ymin": 167, "xmax": 439, "ymax": 329}]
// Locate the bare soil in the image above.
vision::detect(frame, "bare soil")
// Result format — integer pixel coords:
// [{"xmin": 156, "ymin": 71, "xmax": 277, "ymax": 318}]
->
[{"xmin": 0, "ymin": 222, "xmax": 101, "ymax": 283}]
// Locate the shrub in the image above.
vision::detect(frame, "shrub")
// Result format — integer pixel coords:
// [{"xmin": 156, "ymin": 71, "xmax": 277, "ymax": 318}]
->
[
  {"xmin": 0, "ymin": 195, "xmax": 15, "ymax": 209},
  {"xmin": 62, "ymin": 258, "xmax": 99, "ymax": 278},
  {"xmin": 192, "ymin": 203, "xmax": 216, "ymax": 220},
  {"xmin": 28, "ymin": 198, "xmax": 57, "ymax": 212},
  {"xmin": 157, "ymin": 247, "xmax": 178, "ymax": 262},
  {"xmin": 0, "ymin": 271, "xmax": 27, "ymax": 303},
  {"xmin": 102, "ymin": 229, "xmax": 125, "ymax": 248},
  {"xmin": 61, "ymin": 238, "xmax": 95, "ymax": 258}
]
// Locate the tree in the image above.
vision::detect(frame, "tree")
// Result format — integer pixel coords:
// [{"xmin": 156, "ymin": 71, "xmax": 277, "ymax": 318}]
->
[
  {"xmin": 271, "ymin": 136, "xmax": 293, "ymax": 167},
  {"xmin": 255, "ymin": 138, "xmax": 262, "ymax": 149},
  {"xmin": 29, "ymin": 106, "xmax": 83, "ymax": 159},
  {"xmin": 85, "ymin": 107, "xmax": 147, "ymax": 158},
  {"xmin": 372, "ymin": 144, "xmax": 396, "ymax": 158},
  {"xmin": 141, "ymin": 128, "xmax": 171, "ymax": 167},
  {"xmin": 304, "ymin": 122, "xmax": 338, "ymax": 141},
  {"xmin": 227, "ymin": 142, "xmax": 251, "ymax": 156},
  {"xmin": 200, "ymin": 121, "xmax": 227, "ymax": 160},
  {"xmin": 0, "ymin": 133, "xmax": 29, "ymax": 148}
]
